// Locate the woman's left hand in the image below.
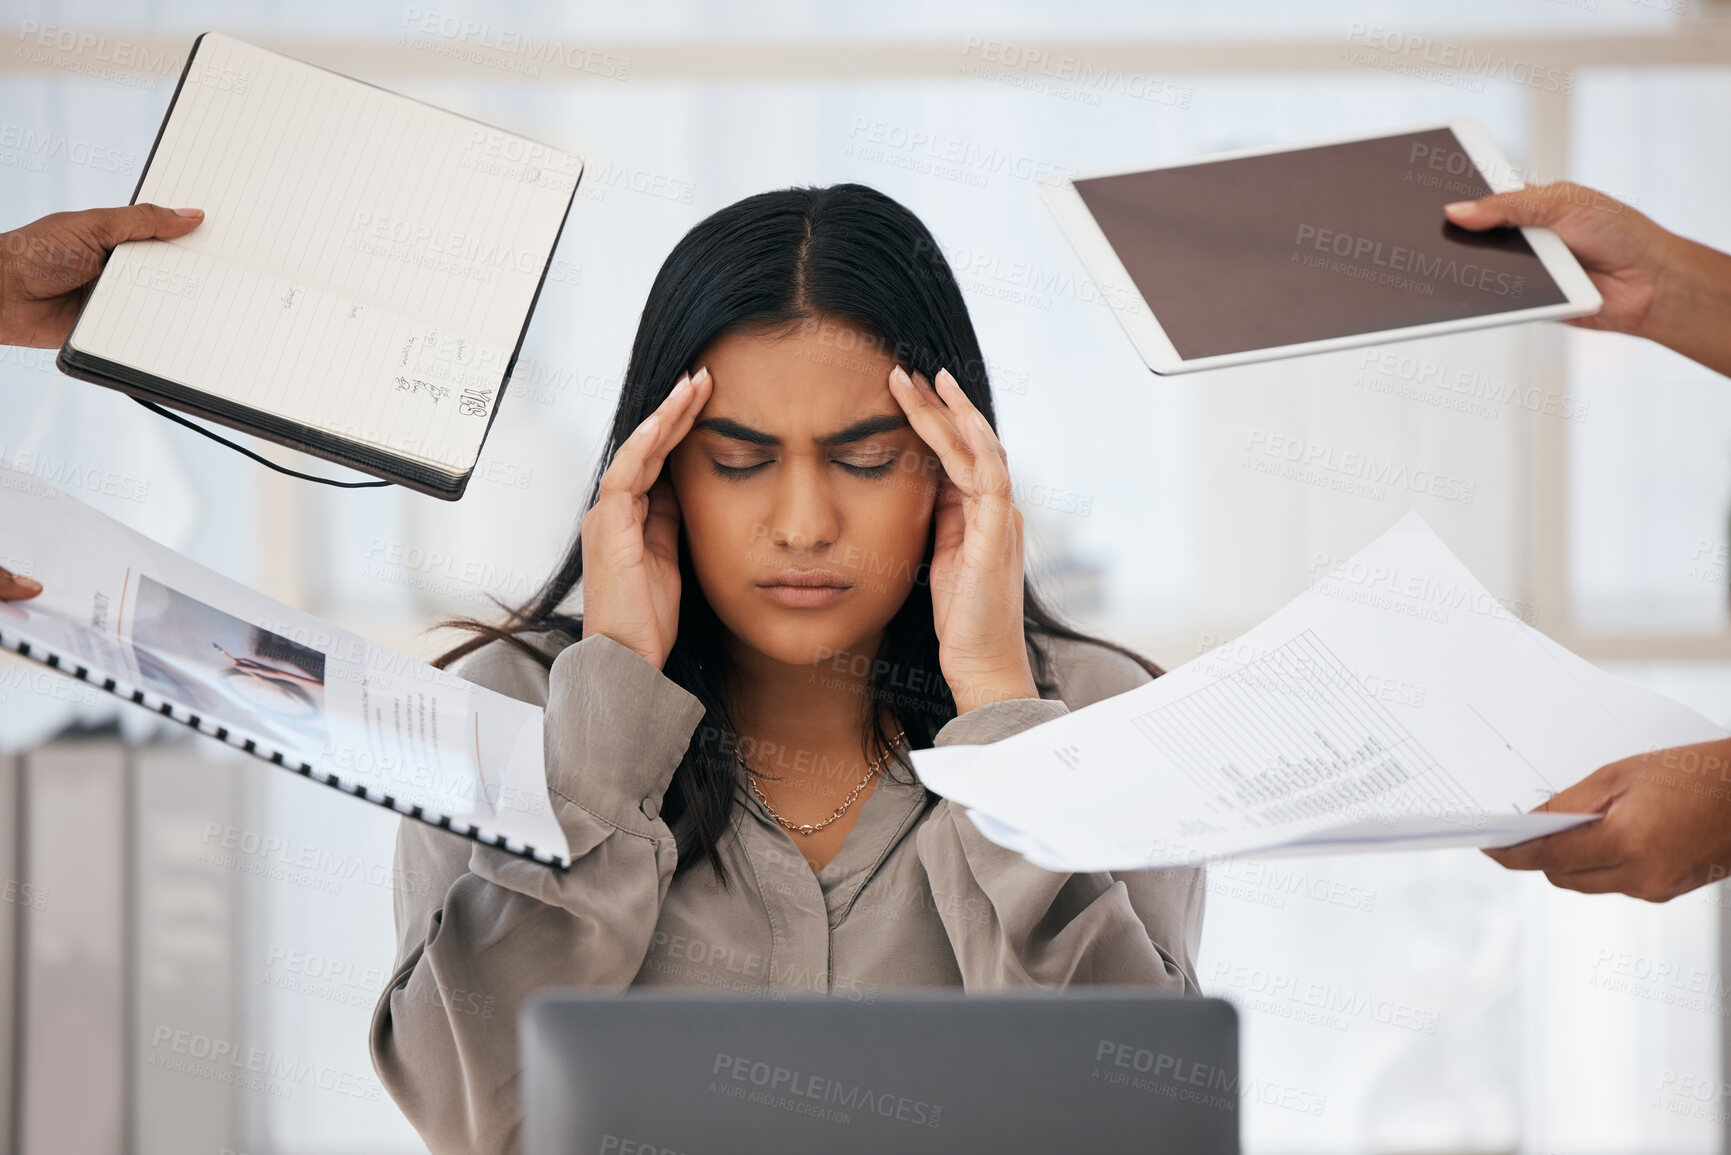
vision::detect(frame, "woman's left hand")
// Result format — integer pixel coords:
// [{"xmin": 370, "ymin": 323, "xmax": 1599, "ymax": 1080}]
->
[{"xmin": 887, "ymin": 365, "xmax": 1039, "ymax": 714}]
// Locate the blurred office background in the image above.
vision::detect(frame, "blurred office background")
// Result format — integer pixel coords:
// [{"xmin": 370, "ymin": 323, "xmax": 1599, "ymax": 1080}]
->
[{"xmin": 2, "ymin": 1, "xmax": 1730, "ymax": 1151}]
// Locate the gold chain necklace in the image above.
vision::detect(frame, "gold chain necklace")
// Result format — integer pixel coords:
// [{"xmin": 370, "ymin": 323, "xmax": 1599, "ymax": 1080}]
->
[{"xmin": 738, "ymin": 728, "xmax": 907, "ymax": 836}]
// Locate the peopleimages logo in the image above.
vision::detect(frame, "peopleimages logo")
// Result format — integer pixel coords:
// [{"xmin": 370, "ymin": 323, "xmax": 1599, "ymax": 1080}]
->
[
  {"xmin": 147, "ymin": 1025, "xmax": 383, "ymax": 1101},
  {"xmin": 710, "ymin": 1052, "xmax": 943, "ymax": 1128},
  {"xmin": 399, "ymin": 9, "xmax": 631, "ymax": 79},
  {"xmin": 1293, "ymin": 224, "xmax": 1526, "ymax": 298},
  {"xmin": 0, "ymin": 122, "xmax": 135, "ymax": 173},
  {"xmin": 1092, "ymin": 1039, "xmax": 1327, "ymax": 1116},
  {"xmin": 1242, "ymin": 429, "xmax": 1477, "ymax": 505},
  {"xmin": 1341, "ymin": 23, "xmax": 1574, "ymax": 94}
]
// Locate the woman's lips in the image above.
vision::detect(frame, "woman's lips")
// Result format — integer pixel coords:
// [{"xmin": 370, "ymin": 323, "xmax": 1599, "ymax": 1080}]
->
[{"xmin": 756, "ymin": 583, "xmax": 851, "ymax": 608}]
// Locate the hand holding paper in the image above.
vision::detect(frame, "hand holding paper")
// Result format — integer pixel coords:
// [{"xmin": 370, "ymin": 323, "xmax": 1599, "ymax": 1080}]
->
[
  {"xmin": 909, "ymin": 513, "xmax": 1727, "ymax": 871},
  {"xmin": 1483, "ymin": 735, "xmax": 1731, "ymax": 901}
]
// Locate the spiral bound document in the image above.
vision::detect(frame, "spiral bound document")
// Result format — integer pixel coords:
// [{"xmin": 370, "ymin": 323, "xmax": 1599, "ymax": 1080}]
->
[
  {"xmin": 0, "ymin": 461, "xmax": 572, "ymax": 868},
  {"xmin": 57, "ymin": 31, "xmax": 583, "ymax": 499}
]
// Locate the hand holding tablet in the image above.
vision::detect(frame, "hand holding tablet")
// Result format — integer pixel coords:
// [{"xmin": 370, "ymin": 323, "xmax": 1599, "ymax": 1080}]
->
[
  {"xmin": 1443, "ymin": 181, "xmax": 1666, "ymax": 337},
  {"xmin": 1043, "ymin": 119, "xmax": 1602, "ymax": 374},
  {"xmin": 1444, "ymin": 180, "xmax": 1731, "ymax": 379}
]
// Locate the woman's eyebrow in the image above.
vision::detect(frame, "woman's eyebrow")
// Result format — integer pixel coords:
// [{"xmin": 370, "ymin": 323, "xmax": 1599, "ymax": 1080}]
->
[{"xmin": 692, "ymin": 413, "xmax": 911, "ymax": 447}]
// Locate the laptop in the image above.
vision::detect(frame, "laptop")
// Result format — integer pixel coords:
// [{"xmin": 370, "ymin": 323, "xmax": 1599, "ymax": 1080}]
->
[{"xmin": 521, "ymin": 989, "xmax": 1239, "ymax": 1154}]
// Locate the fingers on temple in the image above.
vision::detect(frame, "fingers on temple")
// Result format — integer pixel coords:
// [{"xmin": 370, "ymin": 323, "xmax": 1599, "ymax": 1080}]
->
[
  {"xmin": 933, "ymin": 368, "xmax": 1011, "ymax": 491},
  {"xmin": 601, "ymin": 367, "xmax": 711, "ymax": 498},
  {"xmin": 891, "ymin": 365, "xmax": 966, "ymax": 462},
  {"xmin": 891, "ymin": 365, "xmax": 1003, "ymax": 495}
]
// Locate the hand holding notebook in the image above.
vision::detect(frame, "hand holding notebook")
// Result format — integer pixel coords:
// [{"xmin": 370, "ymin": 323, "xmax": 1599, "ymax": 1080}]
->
[
  {"xmin": 0, "ymin": 203, "xmax": 205, "ymax": 349},
  {"xmin": 56, "ymin": 31, "xmax": 582, "ymax": 498}
]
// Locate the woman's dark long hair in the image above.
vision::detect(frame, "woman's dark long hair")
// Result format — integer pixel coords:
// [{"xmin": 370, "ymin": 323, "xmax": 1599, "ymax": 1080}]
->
[{"xmin": 436, "ymin": 183, "xmax": 1160, "ymax": 881}]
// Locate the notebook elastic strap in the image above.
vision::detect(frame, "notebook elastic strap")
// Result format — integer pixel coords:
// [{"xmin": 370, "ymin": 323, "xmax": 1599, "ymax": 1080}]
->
[{"xmin": 135, "ymin": 398, "xmax": 392, "ymax": 489}]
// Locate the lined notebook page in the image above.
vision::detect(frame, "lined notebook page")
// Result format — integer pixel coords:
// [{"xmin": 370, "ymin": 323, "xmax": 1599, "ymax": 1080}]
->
[{"xmin": 71, "ymin": 32, "xmax": 579, "ymax": 474}]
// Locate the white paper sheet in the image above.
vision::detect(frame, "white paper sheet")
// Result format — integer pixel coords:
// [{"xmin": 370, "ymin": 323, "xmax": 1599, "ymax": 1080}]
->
[{"xmin": 910, "ymin": 512, "xmax": 1726, "ymax": 870}]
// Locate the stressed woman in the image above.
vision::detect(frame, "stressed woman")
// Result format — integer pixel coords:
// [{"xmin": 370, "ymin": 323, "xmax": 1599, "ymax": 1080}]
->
[{"xmin": 367, "ymin": 183, "xmax": 1205, "ymax": 1154}]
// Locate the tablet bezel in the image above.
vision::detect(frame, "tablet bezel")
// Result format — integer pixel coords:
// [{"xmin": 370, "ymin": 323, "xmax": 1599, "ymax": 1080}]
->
[{"xmin": 1040, "ymin": 118, "xmax": 1603, "ymax": 375}]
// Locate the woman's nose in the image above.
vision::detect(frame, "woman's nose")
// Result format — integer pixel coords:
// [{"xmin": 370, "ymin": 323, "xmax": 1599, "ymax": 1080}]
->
[{"xmin": 765, "ymin": 457, "xmax": 840, "ymax": 551}]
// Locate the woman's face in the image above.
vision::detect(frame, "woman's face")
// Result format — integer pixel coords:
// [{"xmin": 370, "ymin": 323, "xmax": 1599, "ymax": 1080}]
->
[{"xmin": 665, "ymin": 316, "xmax": 942, "ymax": 668}]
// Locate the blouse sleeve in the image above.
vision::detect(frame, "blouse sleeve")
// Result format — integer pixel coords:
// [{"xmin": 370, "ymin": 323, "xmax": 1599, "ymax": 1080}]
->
[
  {"xmin": 369, "ymin": 632, "xmax": 708, "ymax": 1155},
  {"xmin": 913, "ymin": 695, "xmax": 1206, "ymax": 993}
]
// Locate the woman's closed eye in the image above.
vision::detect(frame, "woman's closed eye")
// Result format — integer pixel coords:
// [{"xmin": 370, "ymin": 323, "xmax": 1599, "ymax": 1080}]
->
[{"xmin": 710, "ymin": 452, "xmax": 899, "ymax": 480}]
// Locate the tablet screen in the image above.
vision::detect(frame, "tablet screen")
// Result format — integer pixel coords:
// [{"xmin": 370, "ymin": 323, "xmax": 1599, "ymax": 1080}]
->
[{"xmin": 1072, "ymin": 127, "xmax": 1569, "ymax": 361}]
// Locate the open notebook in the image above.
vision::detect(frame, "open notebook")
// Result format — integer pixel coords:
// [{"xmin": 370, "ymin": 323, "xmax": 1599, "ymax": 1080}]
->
[
  {"xmin": 57, "ymin": 32, "xmax": 582, "ymax": 499},
  {"xmin": 0, "ymin": 461, "xmax": 573, "ymax": 868}
]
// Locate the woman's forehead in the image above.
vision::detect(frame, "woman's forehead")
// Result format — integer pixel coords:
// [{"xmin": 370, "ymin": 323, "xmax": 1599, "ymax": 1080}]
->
[
  {"xmin": 706, "ymin": 317, "xmax": 893, "ymax": 373},
  {"xmin": 696, "ymin": 324, "xmax": 900, "ymax": 431}
]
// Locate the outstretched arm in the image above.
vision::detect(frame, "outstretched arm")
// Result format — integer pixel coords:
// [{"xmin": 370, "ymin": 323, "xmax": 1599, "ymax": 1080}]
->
[
  {"xmin": 0, "ymin": 204, "xmax": 204, "ymax": 348},
  {"xmin": 1451, "ymin": 184, "xmax": 1731, "ymax": 900},
  {"xmin": 1484, "ymin": 738, "xmax": 1731, "ymax": 903},
  {"xmin": 1445, "ymin": 182, "xmax": 1731, "ymax": 377}
]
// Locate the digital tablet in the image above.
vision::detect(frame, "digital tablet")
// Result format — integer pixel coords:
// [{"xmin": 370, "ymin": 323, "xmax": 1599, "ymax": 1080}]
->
[{"xmin": 1042, "ymin": 119, "xmax": 1601, "ymax": 375}]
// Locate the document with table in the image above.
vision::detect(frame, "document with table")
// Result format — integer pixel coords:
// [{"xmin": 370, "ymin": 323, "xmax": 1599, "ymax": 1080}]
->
[{"xmin": 910, "ymin": 512, "xmax": 1727, "ymax": 870}]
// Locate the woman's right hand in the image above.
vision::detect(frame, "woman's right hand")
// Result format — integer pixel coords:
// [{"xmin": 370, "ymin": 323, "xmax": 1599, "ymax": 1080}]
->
[
  {"xmin": 579, "ymin": 367, "xmax": 712, "ymax": 670},
  {"xmin": 0, "ymin": 566, "xmax": 41, "ymax": 600}
]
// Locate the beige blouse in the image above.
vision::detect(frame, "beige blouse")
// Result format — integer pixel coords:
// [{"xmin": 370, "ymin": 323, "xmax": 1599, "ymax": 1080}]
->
[{"xmin": 369, "ymin": 628, "xmax": 1207, "ymax": 1155}]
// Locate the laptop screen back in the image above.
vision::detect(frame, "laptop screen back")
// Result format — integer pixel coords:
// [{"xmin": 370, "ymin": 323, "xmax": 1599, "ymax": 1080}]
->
[{"xmin": 522, "ymin": 990, "xmax": 1240, "ymax": 1155}]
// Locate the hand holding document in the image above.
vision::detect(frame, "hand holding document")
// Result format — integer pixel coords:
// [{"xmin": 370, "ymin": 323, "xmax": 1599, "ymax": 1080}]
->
[
  {"xmin": 910, "ymin": 513, "xmax": 1727, "ymax": 871},
  {"xmin": 0, "ymin": 462, "xmax": 571, "ymax": 866}
]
